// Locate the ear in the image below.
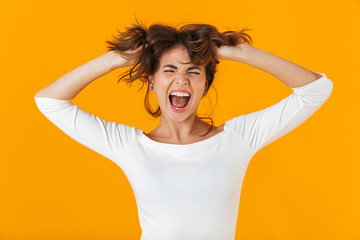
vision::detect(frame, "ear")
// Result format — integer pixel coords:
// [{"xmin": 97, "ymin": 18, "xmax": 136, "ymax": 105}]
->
[{"xmin": 148, "ymin": 75, "xmax": 154, "ymax": 86}]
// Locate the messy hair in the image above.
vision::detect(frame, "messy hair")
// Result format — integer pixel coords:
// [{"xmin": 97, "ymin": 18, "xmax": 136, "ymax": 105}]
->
[{"xmin": 106, "ymin": 19, "xmax": 253, "ymax": 136}]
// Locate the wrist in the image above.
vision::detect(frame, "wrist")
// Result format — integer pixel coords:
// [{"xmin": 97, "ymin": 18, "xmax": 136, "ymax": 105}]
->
[
  {"xmin": 231, "ymin": 43, "xmax": 253, "ymax": 63},
  {"xmin": 105, "ymin": 51, "xmax": 127, "ymax": 71}
]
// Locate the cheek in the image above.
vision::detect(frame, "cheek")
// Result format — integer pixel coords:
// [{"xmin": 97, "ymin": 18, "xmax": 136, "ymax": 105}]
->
[
  {"xmin": 154, "ymin": 75, "xmax": 172, "ymax": 87},
  {"xmin": 154, "ymin": 88, "xmax": 169, "ymax": 105},
  {"xmin": 195, "ymin": 77, "xmax": 207, "ymax": 89}
]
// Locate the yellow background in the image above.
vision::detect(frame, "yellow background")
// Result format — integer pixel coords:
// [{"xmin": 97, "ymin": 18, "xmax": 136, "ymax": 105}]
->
[{"xmin": 1, "ymin": 0, "xmax": 359, "ymax": 239}]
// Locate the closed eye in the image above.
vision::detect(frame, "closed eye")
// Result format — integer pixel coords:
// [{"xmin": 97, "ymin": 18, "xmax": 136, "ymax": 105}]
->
[{"xmin": 164, "ymin": 70, "xmax": 200, "ymax": 75}]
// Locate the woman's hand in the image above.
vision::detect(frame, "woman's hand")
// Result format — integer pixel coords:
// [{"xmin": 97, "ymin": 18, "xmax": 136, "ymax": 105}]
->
[
  {"xmin": 215, "ymin": 42, "xmax": 251, "ymax": 62},
  {"xmin": 108, "ymin": 45, "xmax": 144, "ymax": 69}
]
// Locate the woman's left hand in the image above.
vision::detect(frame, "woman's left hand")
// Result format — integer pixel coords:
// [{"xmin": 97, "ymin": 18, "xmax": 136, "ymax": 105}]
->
[{"xmin": 215, "ymin": 42, "xmax": 251, "ymax": 61}]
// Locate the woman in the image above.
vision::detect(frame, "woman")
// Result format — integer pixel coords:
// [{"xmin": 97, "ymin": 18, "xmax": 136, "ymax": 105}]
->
[{"xmin": 34, "ymin": 21, "xmax": 333, "ymax": 240}]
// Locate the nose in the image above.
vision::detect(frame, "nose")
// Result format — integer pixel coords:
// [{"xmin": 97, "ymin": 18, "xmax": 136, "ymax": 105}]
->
[{"xmin": 175, "ymin": 72, "xmax": 189, "ymax": 85}]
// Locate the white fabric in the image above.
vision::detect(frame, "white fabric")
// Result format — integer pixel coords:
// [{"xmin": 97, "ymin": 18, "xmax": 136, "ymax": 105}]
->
[{"xmin": 34, "ymin": 72, "xmax": 333, "ymax": 240}]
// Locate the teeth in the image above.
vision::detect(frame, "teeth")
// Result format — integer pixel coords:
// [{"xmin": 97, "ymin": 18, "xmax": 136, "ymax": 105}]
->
[{"xmin": 170, "ymin": 91, "xmax": 190, "ymax": 97}]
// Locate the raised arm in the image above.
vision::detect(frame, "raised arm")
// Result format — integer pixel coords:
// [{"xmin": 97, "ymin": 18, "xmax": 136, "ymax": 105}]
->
[
  {"xmin": 34, "ymin": 48, "xmax": 143, "ymax": 165},
  {"xmin": 216, "ymin": 42, "xmax": 323, "ymax": 88},
  {"xmin": 219, "ymin": 43, "xmax": 333, "ymax": 156}
]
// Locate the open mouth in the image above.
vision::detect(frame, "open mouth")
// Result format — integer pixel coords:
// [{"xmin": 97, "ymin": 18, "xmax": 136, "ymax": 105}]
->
[{"xmin": 169, "ymin": 94, "xmax": 191, "ymax": 110}]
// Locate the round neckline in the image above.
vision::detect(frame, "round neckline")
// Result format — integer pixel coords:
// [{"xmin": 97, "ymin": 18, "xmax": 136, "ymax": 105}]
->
[{"xmin": 138, "ymin": 122, "xmax": 228, "ymax": 150}]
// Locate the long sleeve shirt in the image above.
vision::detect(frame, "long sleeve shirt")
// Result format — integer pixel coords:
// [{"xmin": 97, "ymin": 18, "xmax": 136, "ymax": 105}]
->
[{"xmin": 34, "ymin": 72, "xmax": 333, "ymax": 240}]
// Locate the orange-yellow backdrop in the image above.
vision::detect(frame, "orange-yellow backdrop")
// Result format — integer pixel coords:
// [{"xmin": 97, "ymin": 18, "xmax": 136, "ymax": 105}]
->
[{"xmin": 1, "ymin": 0, "xmax": 359, "ymax": 239}]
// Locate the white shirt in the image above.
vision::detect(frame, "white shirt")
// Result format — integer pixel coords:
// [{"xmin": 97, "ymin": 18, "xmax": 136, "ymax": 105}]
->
[{"xmin": 34, "ymin": 72, "xmax": 333, "ymax": 240}]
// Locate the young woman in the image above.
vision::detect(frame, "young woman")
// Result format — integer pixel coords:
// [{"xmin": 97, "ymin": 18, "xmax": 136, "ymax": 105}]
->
[{"xmin": 34, "ymin": 21, "xmax": 333, "ymax": 240}]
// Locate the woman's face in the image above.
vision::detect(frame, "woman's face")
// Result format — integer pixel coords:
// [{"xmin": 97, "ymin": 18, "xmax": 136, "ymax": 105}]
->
[{"xmin": 148, "ymin": 45, "xmax": 207, "ymax": 121}]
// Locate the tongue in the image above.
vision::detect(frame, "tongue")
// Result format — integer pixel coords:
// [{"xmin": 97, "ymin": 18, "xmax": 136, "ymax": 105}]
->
[{"xmin": 171, "ymin": 96, "xmax": 190, "ymax": 108}]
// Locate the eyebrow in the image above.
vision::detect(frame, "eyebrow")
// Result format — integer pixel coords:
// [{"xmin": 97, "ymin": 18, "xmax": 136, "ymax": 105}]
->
[{"xmin": 162, "ymin": 64, "xmax": 201, "ymax": 71}]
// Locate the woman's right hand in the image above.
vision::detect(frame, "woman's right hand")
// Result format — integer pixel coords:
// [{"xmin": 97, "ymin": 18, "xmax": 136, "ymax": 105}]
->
[{"xmin": 108, "ymin": 45, "xmax": 144, "ymax": 70}]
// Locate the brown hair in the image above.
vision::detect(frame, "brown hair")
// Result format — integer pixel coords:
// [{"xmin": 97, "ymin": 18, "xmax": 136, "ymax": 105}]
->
[{"xmin": 106, "ymin": 19, "xmax": 253, "ymax": 136}]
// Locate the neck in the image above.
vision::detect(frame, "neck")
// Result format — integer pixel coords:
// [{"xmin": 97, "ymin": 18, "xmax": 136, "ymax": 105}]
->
[{"xmin": 154, "ymin": 113, "xmax": 208, "ymax": 142}]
